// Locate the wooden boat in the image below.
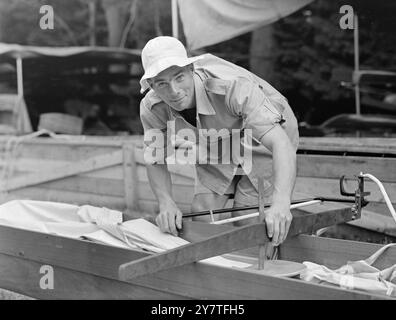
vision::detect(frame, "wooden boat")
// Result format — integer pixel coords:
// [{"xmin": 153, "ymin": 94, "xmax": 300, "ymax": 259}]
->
[
  {"xmin": 0, "ymin": 135, "xmax": 395, "ymax": 299},
  {"xmin": 0, "ymin": 200, "xmax": 395, "ymax": 300},
  {"xmin": 0, "ymin": 135, "xmax": 394, "ymax": 241}
]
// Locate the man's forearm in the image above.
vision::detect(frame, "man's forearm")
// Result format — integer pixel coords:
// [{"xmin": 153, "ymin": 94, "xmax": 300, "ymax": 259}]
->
[
  {"xmin": 271, "ymin": 137, "xmax": 296, "ymax": 205},
  {"xmin": 259, "ymin": 129, "xmax": 296, "ymax": 205},
  {"xmin": 146, "ymin": 164, "xmax": 174, "ymax": 206}
]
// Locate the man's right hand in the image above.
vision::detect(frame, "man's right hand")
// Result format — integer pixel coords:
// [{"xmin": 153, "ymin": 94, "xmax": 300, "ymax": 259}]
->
[{"xmin": 155, "ymin": 201, "xmax": 183, "ymax": 236}]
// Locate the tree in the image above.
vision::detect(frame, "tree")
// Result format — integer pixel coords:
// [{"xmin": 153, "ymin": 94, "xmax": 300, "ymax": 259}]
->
[
  {"xmin": 101, "ymin": 0, "xmax": 137, "ymax": 47},
  {"xmin": 249, "ymin": 25, "xmax": 275, "ymax": 83}
]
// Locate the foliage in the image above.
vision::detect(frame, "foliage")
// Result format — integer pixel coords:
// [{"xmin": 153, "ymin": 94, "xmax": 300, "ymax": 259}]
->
[
  {"xmin": 1, "ymin": 0, "xmax": 395, "ymax": 124},
  {"xmin": 269, "ymin": 0, "xmax": 396, "ymax": 123}
]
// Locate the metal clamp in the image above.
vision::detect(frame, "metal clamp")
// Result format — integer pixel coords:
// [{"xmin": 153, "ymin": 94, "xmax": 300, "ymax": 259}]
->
[{"xmin": 339, "ymin": 173, "xmax": 370, "ymax": 219}]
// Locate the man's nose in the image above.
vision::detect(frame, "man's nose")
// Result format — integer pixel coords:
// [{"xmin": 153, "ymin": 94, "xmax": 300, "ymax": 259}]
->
[{"xmin": 169, "ymin": 81, "xmax": 181, "ymax": 96}]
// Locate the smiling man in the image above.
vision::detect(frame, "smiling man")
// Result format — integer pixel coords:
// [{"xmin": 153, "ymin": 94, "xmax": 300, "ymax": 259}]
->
[{"xmin": 139, "ymin": 36, "xmax": 299, "ymax": 246}]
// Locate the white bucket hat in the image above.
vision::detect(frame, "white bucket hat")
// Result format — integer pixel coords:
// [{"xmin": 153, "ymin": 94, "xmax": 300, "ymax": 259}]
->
[{"xmin": 139, "ymin": 36, "xmax": 203, "ymax": 93}]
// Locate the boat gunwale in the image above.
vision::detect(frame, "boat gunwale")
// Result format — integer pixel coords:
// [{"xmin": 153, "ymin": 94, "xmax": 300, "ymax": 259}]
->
[{"xmin": 0, "ymin": 222, "xmax": 394, "ymax": 299}]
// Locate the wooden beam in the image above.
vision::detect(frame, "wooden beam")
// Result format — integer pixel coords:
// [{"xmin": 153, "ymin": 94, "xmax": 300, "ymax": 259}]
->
[
  {"xmin": 3, "ymin": 150, "xmax": 123, "ymax": 191},
  {"xmin": 298, "ymin": 137, "xmax": 396, "ymax": 155},
  {"xmin": 123, "ymin": 143, "xmax": 139, "ymax": 216},
  {"xmin": 119, "ymin": 206, "xmax": 354, "ymax": 280},
  {"xmin": 297, "ymin": 154, "xmax": 396, "ymax": 182},
  {"xmin": 134, "ymin": 149, "xmax": 195, "ymax": 180},
  {"xmin": 0, "ymin": 224, "xmax": 391, "ymax": 299},
  {"xmin": 0, "ymin": 254, "xmax": 186, "ymax": 299},
  {"xmin": 294, "ymin": 177, "xmax": 396, "ymax": 204},
  {"xmin": 281, "ymin": 234, "xmax": 396, "ymax": 271}
]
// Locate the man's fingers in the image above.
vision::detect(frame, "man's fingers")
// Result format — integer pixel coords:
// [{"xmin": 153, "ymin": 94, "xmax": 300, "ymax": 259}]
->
[
  {"xmin": 278, "ymin": 219, "xmax": 286, "ymax": 245},
  {"xmin": 265, "ymin": 218, "xmax": 274, "ymax": 239},
  {"xmin": 160, "ymin": 214, "xmax": 170, "ymax": 234},
  {"xmin": 176, "ymin": 211, "xmax": 182, "ymax": 230},
  {"xmin": 271, "ymin": 220, "xmax": 280, "ymax": 245},
  {"xmin": 284, "ymin": 216, "xmax": 292, "ymax": 242},
  {"xmin": 167, "ymin": 213, "xmax": 178, "ymax": 236}
]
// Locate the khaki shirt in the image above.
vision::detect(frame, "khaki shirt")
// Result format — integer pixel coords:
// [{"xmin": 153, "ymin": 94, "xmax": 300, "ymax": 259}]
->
[{"xmin": 140, "ymin": 54, "xmax": 299, "ymax": 195}]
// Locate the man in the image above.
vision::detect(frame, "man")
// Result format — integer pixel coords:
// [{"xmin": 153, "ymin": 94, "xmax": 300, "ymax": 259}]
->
[{"xmin": 140, "ymin": 36, "xmax": 299, "ymax": 246}]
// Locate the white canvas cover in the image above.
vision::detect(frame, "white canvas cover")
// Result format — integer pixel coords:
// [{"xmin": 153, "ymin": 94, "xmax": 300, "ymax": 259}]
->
[
  {"xmin": 0, "ymin": 199, "xmax": 251, "ymax": 268},
  {"xmin": 301, "ymin": 243, "xmax": 396, "ymax": 297},
  {"xmin": 177, "ymin": 0, "xmax": 314, "ymax": 50}
]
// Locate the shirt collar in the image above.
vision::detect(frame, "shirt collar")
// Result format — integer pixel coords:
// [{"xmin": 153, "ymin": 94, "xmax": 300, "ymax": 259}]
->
[{"xmin": 194, "ymin": 71, "xmax": 216, "ymax": 115}]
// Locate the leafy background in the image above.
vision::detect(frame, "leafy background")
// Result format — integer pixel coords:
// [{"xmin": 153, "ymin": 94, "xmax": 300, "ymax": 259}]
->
[{"xmin": 0, "ymin": 0, "xmax": 395, "ymax": 125}]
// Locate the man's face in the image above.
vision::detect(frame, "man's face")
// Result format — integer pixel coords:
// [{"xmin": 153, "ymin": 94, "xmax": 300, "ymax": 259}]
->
[{"xmin": 149, "ymin": 65, "xmax": 195, "ymax": 111}]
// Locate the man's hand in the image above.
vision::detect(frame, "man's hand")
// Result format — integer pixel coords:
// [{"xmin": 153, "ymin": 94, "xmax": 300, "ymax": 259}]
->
[
  {"xmin": 264, "ymin": 202, "xmax": 292, "ymax": 246},
  {"xmin": 155, "ymin": 200, "xmax": 183, "ymax": 236}
]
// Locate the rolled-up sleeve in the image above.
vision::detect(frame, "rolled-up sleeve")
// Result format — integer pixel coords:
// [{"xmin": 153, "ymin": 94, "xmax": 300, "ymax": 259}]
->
[
  {"xmin": 226, "ymin": 77, "xmax": 285, "ymax": 142},
  {"xmin": 140, "ymin": 99, "xmax": 168, "ymax": 164}
]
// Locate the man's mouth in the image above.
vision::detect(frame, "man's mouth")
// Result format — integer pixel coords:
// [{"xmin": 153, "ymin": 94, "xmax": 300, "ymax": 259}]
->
[{"xmin": 171, "ymin": 97, "xmax": 185, "ymax": 103}]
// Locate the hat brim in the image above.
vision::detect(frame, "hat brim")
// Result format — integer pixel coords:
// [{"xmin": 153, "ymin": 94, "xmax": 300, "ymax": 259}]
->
[{"xmin": 140, "ymin": 55, "xmax": 204, "ymax": 93}]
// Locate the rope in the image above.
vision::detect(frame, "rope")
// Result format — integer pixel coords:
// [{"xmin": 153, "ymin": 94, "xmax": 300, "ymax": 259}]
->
[
  {"xmin": 0, "ymin": 129, "xmax": 60, "ymax": 199},
  {"xmin": 361, "ymin": 173, "xmax": 396, "ymax": 225}
]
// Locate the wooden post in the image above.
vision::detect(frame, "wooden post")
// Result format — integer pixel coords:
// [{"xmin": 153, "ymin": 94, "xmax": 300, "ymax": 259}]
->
[
  {"xmin": 123, "ymin": 143, "xmax": 139, "ymax": 217},
  {"xmin": 258, "ymin": 177, "xmax": 267, "ymax": 270},
  {"xmin": 88, "ymin": 0, "xmax": 96, "ymax": 46},
  {"xmin": 354, "ymin": 14, "xmax": 360, "ymax": 116},
  {"xmin": 171, "ymin": 0, "xmax": 179, "ymax": 39},
  {"xmin": 16, "ymin": 56, "xmax": 24, "ymax": 99}
]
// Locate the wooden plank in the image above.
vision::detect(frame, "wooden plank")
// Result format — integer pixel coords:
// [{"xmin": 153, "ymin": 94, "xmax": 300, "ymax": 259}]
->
[
  {"xmin": 136, "ymin": 165, "xmax": 194, "ymax": 186},
  {"xmin": 134, "ymin": 149, "xmax": 196, "ymax": 180},
  {"xmin": 0, "ymin": 158, "xmax": 72, "ymax": 172},
  {"xmin": 82, "ymin": 165, "xmax": 123, "ymax": 180},
  {"xmin": 281, "ymin": 234, "xmax": 396, "ymax": 270},
  {"xmin": 119, "ymin": 206, "xmax": 354, "ymax": 280},
  {"xmin": 123, "ymin": 143, "xmax": 139, "ymax": 214},
  {"xmin": 319, "ymin": 223, "xmax": 396, "ymax": 244},
  {"xmin": 0, "ymin": 162, "xmax": 125, "ymax": 181},
  {"xmin": 0, "ymin": 143, "xmax": 121, "ymax": 162},
  {"xmin": 3, "ymin": 150, "xmax": 124, "ymax": 191},
  {"xmin": 136, "ymin": 259, "xmax": 390, "ymax": 299},
  {"xmin": 31, "ymin": 176, "xmax": 124, "ymax": 197},
  {"xmin": 365, "ymin": 202, "xmax": 396, "ymax": 217},
  {"xmin": 0, "ymin": 224, "xmax": 388, "ymax": 300},
  {"xmin": 8, "ymin": 187, "xmax": 192, "ymax": 214},
  {"xmin": 138, "ymin": 183, "xmax": 194, "ymax": 204},
  {"xmin": 0, "ymin": 225, "xmax": 149, "ymax": 280},
  {"xmin": 0, "ymin": 160, "xmax": 194, "ymax": 185},
  {"xmin": 119, "ymin": 221, "xmax": 269, "ymax": 280},
  {"xmin": 294, "ymin": 177, "xmax": 396, "ymax": 203},
  {"xmin": 0, "ymin": 254, "xmax": 186, "ymax": 299},
  {"xmin": 297, "ymin": 154, "xmax": 396, "ymax": 182},
  {"xmin": 0, "ymin": 135, "xmax": 140, "ymax": 148},
  {"xmin": 299, "ymin": 137, "xmax": 396, "ymax": 154},
  {"xmin": 347, "ymin": 209, "xmax": 396, "ymax": 237},
  {"xmin": 137, "ymin": 200, "xmax": 191, "ymax": 216}
]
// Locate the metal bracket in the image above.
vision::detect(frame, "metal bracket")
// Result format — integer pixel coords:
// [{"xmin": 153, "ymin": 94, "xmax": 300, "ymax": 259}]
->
[{"xmin": 339, "ymin": 173, "xmax": 370, "ymax": 220}]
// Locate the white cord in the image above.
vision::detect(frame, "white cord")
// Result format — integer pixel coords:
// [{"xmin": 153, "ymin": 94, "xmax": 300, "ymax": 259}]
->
[{"xmin": 361, "ymin": 173, "xmax": 396, "ymax": 225}]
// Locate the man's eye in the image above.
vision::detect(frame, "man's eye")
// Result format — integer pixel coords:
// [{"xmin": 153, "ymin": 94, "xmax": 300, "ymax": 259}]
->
[
  {"xmin": 176, "ymin": 74, "xmax": 185, "ymax": 81},
  {"xmin": 157, "ymin": 82, "xmax": 168, "ymax": 88}
]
